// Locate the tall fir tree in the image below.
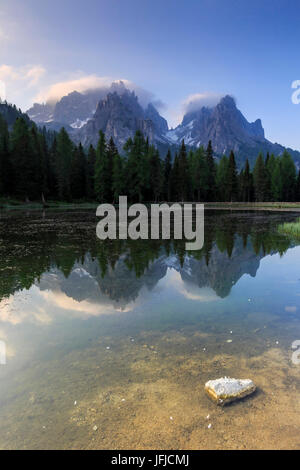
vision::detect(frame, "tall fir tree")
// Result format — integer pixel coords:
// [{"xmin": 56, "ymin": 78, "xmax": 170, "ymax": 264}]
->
[
  {"xmin": 240, "ymin": 159, "xmax": 253, "ymax": 202},
  {"xmin": 271, "ymin": 157, "xmax": 282, "ymax": 201},
  {"xmin": 253, "ymin": 153, "xmax": 267, "ymax": 202},
  {"xmin": 149, "ymin": 148, "xmax": 162, "ymax": 202},
  {"xmin": 112, "ymin": 144, "xmax": 123, "ymax": 203},
  {"xmin": 71, "ymin": 143, "xmax": 86, "ymax": 200},
  {"xmin": 216, "ymin": 155, "xmax": 229, "ymax": 201},
  {"xmin": 163, "ymin": 149, "xmax": 172, "ymax": 201},
  {"xmin": 205, "ymin": 140, "xmax": 216, "ymax": 201},
  {"xmin": 124, "ymin": 131, "xmax": 147, "ymax": 203},
  {"xmin": 178, "ymin": 140, "xmax": 189, "ymax": 201},
  {"xmin": 171, "ymin": 153, "xmax": 180, "ymax": 201},
  {"xmin": 281, "ymin": 150, "xmax": 296, "ymax": 201},
  {"xmin": 10, "ymin": 118, "xmax": 35, "ymax": 200},
  {"xmin": 0, "ymin": 114, "xmax": 11, "ymax": 195},
  {"xmin": 56, "ymin": 127, "xmax": 73, "ymax": 201},
  {"xmin": 94, "ymin": 131, "xmax": 108, "ymax": 202},
  {"xmin": 86, "ymin": 144, "xmax": 96, "ymax": 200},
  {"xmin": 296, "ymin": 170, "xmax": 300, "ymax": 201},
  {"xmin": 226, "ymin": 151, "xmax": 239, "ymax": 201}
]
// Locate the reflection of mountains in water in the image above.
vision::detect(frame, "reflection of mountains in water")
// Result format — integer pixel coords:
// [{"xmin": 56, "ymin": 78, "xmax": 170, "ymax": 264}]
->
[
  {"xmin": 0, "ymin": 210, "xmax": 296, "ymax": 305},
  {"xmin": 38, "ymin": 237, "xmax": 266, "ymax": 306}
]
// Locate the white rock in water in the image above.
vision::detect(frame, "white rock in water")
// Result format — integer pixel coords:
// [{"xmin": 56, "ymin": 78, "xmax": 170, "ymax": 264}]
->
[{"xmin": 205, "ymin": 377, "xmax": 256, "ymax": 406}]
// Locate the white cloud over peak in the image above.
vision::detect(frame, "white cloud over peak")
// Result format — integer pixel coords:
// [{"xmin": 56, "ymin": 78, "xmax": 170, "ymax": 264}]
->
[
  {"xmin": 33, "ymin": 74, "xmax": 166, "ymax": 110},
  {"xmin": 182, "ymin": 92, "xmax": 223, "ymax": 114}
]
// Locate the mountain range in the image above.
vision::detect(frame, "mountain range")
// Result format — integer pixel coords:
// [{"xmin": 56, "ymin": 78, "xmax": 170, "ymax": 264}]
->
[{"xmin": 6, "ymin": 80, "xmax": 299, "ymax": 167}]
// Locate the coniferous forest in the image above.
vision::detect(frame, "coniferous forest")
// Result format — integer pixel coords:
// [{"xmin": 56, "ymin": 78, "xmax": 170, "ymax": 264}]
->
[{"xmin": 1, "ymin": 113, "xmax": 300, "ymax": 204}]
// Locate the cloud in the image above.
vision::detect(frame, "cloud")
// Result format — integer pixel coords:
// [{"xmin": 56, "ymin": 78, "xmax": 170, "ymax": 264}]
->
[
  {"xmin": 34, "ymin": 74, "xmax": 165, "ymax": 109},
  {"xmin": 35, "ymin": 75, "xmax": 118, "ymax": 103},
  {"xmin": 182, "ymin": 92, "xmax": 223, "ymax": 114},
  {"xmin": 25, "ymin": 65, "xmax": 46, "ymax": 86},
  {"xmin": 0, "ymin": 64, "xmax": 46, "ymax": 88}
]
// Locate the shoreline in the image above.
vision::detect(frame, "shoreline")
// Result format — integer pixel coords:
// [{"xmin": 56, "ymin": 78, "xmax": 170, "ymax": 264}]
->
[{"xmin": 1, "ymin": 201, "xmax": 300, "ymax": 212}]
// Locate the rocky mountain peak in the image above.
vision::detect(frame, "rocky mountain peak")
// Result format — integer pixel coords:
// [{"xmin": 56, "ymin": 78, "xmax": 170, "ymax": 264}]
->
[{"xmin": 75, "ymin": 89, "xmax": 156, "ymax": 150}]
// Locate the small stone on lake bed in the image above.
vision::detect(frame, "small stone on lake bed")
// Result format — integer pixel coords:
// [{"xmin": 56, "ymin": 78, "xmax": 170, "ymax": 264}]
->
[
  {"xmin": 208, "ymin": 424, "xmax": 212, "ymax": 429},
  {"xmin": 93, "ymin": 426, "xmax": 98, "ymax": 432},
  {"xmin": 227, "ymin": 340, "xmax": 233, "ymax": 343},
  {"xmin": 205, "ymin": 377, "xmax": 256, "ymax": 406}
]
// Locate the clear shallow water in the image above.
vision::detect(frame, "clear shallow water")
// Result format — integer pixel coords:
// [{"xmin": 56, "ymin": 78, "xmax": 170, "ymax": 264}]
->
[{"xmin": 0, "ymin": 210, "xmax": 299, "ymax": 450}]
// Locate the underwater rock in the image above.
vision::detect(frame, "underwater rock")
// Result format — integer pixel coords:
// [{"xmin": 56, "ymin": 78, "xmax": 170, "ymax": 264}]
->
[{"xmin": 205, "ymin": 377, "xmax": 256, "ymax": 406}]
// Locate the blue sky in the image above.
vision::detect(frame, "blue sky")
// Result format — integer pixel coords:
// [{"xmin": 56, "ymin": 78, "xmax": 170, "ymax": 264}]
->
[{"xmin": 1, "ymin": 0, "xmax": 300, "ymax": 148}]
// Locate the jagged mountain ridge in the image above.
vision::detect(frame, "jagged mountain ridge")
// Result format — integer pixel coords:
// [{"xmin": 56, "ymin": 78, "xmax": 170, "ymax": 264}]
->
[
  {"xmin": 26, "ymin": 86, "xmax": 300, "ymax": 165},
  {"xmin": 27, "ymin": 82, "xmax": 170, "ymax": 152},
  {"xmin": 166, "ymin": 95, "xmax": 300, "ymax": 166},
  {"xmin": 75, "ymin": 90, "xmax": 169, "ymax": 149}
]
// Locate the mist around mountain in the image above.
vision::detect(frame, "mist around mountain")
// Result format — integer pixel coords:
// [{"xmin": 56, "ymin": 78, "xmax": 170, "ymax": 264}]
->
[{"xmin": 26, "ymin": 83, "xmax": 300, "ymax": 166}]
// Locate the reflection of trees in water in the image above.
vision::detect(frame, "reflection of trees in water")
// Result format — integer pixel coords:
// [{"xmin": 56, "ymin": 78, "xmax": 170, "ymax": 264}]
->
[{"xmin": 0, "ymin": 211, "xmax": 295, "ymax": 302}]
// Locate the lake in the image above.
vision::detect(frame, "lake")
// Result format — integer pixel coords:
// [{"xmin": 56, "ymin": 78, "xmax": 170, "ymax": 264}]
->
[{"xmin": 0, "ymin": 209, "xmax": 299, "ymax": 450}]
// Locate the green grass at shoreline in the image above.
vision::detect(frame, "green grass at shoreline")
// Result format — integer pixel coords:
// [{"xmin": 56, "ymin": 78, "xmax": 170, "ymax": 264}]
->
[
  {"xmin": 278, "ymin": 218, "xmax": 300, "ymax": 238},
  {"xmin": 1, "ymin": 197, "xmax": 300, "ymax": 211}
]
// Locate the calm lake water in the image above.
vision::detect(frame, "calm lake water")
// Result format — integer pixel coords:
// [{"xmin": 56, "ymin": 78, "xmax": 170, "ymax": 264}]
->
[{"xmin": 0, "ymin": 209, "xmax": 299, "ymax": 450}]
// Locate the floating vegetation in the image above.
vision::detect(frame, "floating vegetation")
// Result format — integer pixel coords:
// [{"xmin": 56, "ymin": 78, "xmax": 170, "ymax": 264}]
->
[{"xmin": 278, "ymin": 218, "xmax": 300, "ymax": 239}]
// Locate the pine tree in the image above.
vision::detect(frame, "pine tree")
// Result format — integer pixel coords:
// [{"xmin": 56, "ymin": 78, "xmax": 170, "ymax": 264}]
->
[
  {"xmin": 0, "ymin": 114, "xmax": 11, "ymax": 195},
  {"xmin": 71, "ymin": 143, "xmax": 86, "ymax": 200},
  {"xmin": 124, "ymin": 131, "xmax": 147, "ymax": 203},
  {"xmin": 281, "ymin": 150, "xmax": 296, "ymax": 201},
  {"xmin": 194, "ymin": 147, "xmax": 208, "ymax": 201},
  {"xmin": 171, "ymin": 153, "xmax": 180, "ymax": 201},
  {"xmin": 10, "ymin": 118, "xmax": 35, "ymax": 200},
  {"xmin": 178, "ymin": 140, "xmax": 189, "ymax": 201},
  {"xmin": 106, "ymin": 137, "xmax": 118, "ymax": 202},
  {"xmin": 296, "ymin": 170, "xmax": 300, "ymax": 201},
  {"xmin": 86, "ymin": 145, "xmax": 96, "ymax": 200},
  {"xmin": 30, "ymin": 125, "xmax": 46, "ymax": 200},
  {"xmin": 149, "ymin": 148, "xmax": 162, "ymax": 202},
  {"xmin": 266, "ymin": 154, "xmax": 276, "ymax": 201},
  {"xmin": 94, "ymin": 131, "xmax": 108, "ymax": 202},
  {"xmin": 225, "ymin": 151, "xmax": 239, "ymax": 201},
  {"xmin": 205, "ymin": 140, "xmax": 216, "ymax": 201},
  {"xmin": 112, "ymin": 145, "xmax": 123, "ymax": 203},
  {"xmin": 164, "ymin": 149, "xmax": 172, "ymax": 201},
  {"xmin": 271, "ymin": 157, "xmax": 282, "ymax": 201},
  {"xmin": 240, "ymin": 159, "xmax": 253, "ymax": 202},
  {"xmin": 216, "ymin": 155, "xmax": 229, "ymax": 201},
  {"xmin": 48, "ymin": 138, "xmax": 58, "ymax": 198},
  {"xmin": 56, "ymin": 127, "xmax": 73, "ymax": 201},
  {"xmin": 264, "ymin": 153, "xmax": 272, "ymax": 201},
  {"xmin": 253, "ymin": 153, "xmax": 267, "ymax": 202}
]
